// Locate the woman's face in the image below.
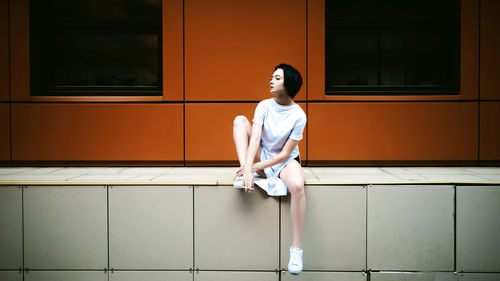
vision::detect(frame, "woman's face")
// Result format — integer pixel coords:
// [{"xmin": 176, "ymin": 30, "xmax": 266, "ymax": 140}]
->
[{"xmin": 270, "ymin": 68, "xmax": 286, "ymax": 95}]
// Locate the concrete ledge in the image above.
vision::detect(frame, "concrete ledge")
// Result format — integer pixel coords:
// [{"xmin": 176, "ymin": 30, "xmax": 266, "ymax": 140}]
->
[{"xmin": 0, "ymin": 167, "xmax": 499, "ymax": 186}]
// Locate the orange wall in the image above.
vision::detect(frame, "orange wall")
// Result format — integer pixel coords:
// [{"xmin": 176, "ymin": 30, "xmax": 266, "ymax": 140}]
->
[
  {"xmin": 11, "ymin": 104, "xmax": 183, "ymax": 162},
  {"xmin": 185, "ymin": 0, "xmax": 306, "ymax": 102},
  {"xmin": 2, "ymin": 0, "xmax": 499, "ymax": 165},
  {"xmin": 308, "ymin": 102, "xmax": 478, "ymax": 161},
  {"xmin": 480, "ymin": 102, "xmax": 500, "ymax": 160}
]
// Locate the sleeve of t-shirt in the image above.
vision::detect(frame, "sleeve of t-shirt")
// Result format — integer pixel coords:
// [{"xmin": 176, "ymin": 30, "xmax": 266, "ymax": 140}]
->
[
  {"xmin": 252, "ymin": 100, "xmax": 266, "ymax": 125},
  {"xmin": 290, "ymin": 114, "xmax": 307, "ymax": 141}
]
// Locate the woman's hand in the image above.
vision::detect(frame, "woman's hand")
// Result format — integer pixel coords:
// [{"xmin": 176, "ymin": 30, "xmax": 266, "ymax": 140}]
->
[
  {"xmin": 236, "ymin": 163, "xmax": 262, "ymax": 177},
  {"xmin": 236, "ymin": 165, "xmax": 245, "ymax": 177},
  {"xmin": 242, "ymin": 169, "xmax": 254, "ymax": 193}
]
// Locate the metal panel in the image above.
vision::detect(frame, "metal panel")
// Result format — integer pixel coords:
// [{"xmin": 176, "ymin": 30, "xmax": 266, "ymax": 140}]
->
[
  {"xmin": 109, "ymin": 186, "xmax": 193, "ymax": 269},
  {"xmin": 367, "ymin": 185, "xmax": 454, "ymax": 271},
  {"xmin": 458, "ymin": 273, "xmax": 500, "ymax": 281},
  {"xmin": 0, "ymin": 186, "xmax": 22, "ymax": 269},
  {"xmin": 24, "ymin": 271, "xmax": 108, "ymax": 281},
  {"xmin": 109, "ymin": 271, "xmax": 192, "ymax": 281},
  {"xmin": 308, "ymin": 103, "xmax": 478, "ymax": 161},
  {"xmin": 282, "ymin": 271, "xmax": 367, "ymax": 281},
  {"xmin": 194, "ymin": 271, "xmax": 278, "ymax": 281},
  {"xmin": 457, "ymin": 185, "xmax": 500, "ymax": 272},
  {"xmin": 371, "ymin": 272, "xmax": 458, "ymax": 281},
  {"xmin": 194, "ymin": 186, "xmax": 279, "ymax": 270},
  {"xmin": 24, "ymin": 186, "xmax": 107, "ymax": 269},
  {"xmin": 280, "ymin": 185, "xmax": 366, "ymax": 270},
  {"xmin": 0, "ymin": 271, "xmax": 23, "ymax": 281},
  {"xmin": 185, "ymin": 0, "xmax": 306, "ymax": 101}
]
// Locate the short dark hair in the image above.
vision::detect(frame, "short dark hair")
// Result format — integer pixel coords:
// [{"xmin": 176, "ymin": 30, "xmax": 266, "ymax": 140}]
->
[{"xmin": 274, "ymin": 63, "xmax": 303, "ymax": 98}]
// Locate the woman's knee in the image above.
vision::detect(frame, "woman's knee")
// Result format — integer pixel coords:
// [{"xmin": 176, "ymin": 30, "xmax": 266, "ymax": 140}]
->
[
  {"xmin": 289, "ymin": 181, "xmax": 305, "ymax": 197},
  {"xmin": 233, "ymin": 115, "xmax": 249, "ymax": 127}
]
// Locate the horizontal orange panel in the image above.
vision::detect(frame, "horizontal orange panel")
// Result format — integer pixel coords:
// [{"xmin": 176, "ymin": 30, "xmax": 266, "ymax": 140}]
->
[
  {"xmin": 0, "ymin": 0, "xmax": 8, "ymax": 101},
  {"xmin": 0, "ymin": 104, "xmax": 10, "ymax": 160},
  {"xmin": 185, "ymin": 0, "xmax": 306, "ymax": 101},
  {"xmin": 480, "ymin": 102, "xmax": 500, "ymax": 160},
  {"xmin": 185, "ymin": 102, "xmax": 307, "ymax": 162},
  {"xmin": 308, "ymin": 102, "xmax": 478, "ymax": 161},
  {"xmin": 308, "ymin": 0, "xmax": 478, "ymax": 101},
  {"xmin": 480, "ymin": 0, "xmax": 500, "ymax": 100},
  {"xmin": 12, "ymin": 103, "xmax": 183, "ymax": 161}
]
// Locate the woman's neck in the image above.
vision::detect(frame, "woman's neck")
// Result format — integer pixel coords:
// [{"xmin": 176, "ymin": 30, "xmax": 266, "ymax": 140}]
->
[{"xmin": 273, "ymin": 93, "xmax": 294, "ymax": 106}]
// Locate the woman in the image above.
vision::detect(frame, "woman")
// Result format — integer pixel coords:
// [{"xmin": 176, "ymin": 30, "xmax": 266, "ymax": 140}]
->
[{"xmin": 233, "ymin": 63, "xmax": 306, "ymax": 275}]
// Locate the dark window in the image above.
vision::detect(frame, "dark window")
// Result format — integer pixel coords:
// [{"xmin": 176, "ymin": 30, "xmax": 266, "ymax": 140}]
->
[
  {"xmin": 30, "ymin": 0, "xmax": 162, "ymax": 96},
  {"xmin": 326, "ymin": 0, "xmax": 460, "ymax": 95}
]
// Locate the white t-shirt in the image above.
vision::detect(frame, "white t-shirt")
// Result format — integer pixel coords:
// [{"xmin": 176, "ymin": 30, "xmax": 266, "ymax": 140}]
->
[
  {"xmin": 253, "ymin": 98, "xmax": 306, "ymax": 154},
  {"xmin": 251, "ymin": 98, "xmax": 307, "ymax": 195}
]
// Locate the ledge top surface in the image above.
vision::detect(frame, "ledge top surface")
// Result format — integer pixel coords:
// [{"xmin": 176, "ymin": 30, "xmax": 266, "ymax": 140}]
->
[{"xmin": 0, "ymin": 167, "xmax": 499, "ymax": 186}]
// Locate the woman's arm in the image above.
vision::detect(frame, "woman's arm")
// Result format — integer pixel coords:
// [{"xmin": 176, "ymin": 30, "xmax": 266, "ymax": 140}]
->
[
  {"xmin": 253, "ymin": 138, "xmax": 299, "ymax": 172},
  {"xmin": 242, "ymin": 123, "xmax": 263, "ymax": 192},
  {"xmin": 237, "ymin": 137, "xmax": 300, "ymax": 179}
]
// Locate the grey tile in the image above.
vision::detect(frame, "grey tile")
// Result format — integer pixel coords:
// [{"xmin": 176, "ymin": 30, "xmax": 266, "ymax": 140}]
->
[
  {"xmin": 128, "ymin": 174, "xmax": 160, "ymax": 181},
  {"xmin": 457, "ymin": 186, "xmax": 500, "ymax": 272},
  {"xmin": 311, "ymin": 167, "xmax": 387, "ymax": 175},
  {"xmin": 392, "ymin": 174, "xmax": 430, "ymax": 182},
  {"xmin": 0, "ymin": 271, "xmax": 23, "ymax": 281},
  {"xmin": 371, "ymin": 272, "xmax": 458, "ymax": 281},
  {"xmin": 315, "ymin": 173, "xmax": 401, "ymax": 183},
  {"xmin": 472, "ymin": 174, "xmax": 500, "ymax": 181},
  {"xmin": 151, "ymin": 174, "xmax": 219, "ymax": 184},
  {"xmin": 281, "ymin": 185, "xmax": 366, "ymax": 270},
  {"xmin": 282, "ymin": 272, "xmax": 366, "ymax": 281},
  {"xmin": 0, "ymin": 173, "xmax": 84, "ymax": 181},
  {"xmin": 109, "ymin": 186, "xmax": 193, "ymax": 269},
  {"xmin": 380, "ymin": 167, "xmax": 418, "ymax": 175},
  {"xmin": 303, "ymin": 168, "xmax": 318, "ymax": 181},
  {"xmin": 420, "ymin": 173, "xmax": 488, "ymax": 182},
  {"xmin": 458, "ymin": 273, "xmax": 500, "ymax": 281},
  {"xmin": 119, "ymin": 167, "xmax": 174, "ymax": 175},
  {"xmin": 0, "ymin": 187, "xmax": 22, "ymax": 269},
  {"xmin": 50, "ymin": 167, "xmax": 127, "ymax": 174},
  {"xmin": 109, "ymin": 271, "xmax": 191, "ymax": 281},
  {"xmin": 195, "ymin": 271, "xmax": 278, "ymax": 281},
  {"xmin": 368, "ymin": 185, "xmax": 455, "ymax": 271},
  {"xmin": 195, "ymin": 186, "xmax": 279, "ymax": 270},
  {"xmin": 0, "ymin": 168, "xmax": 36, "ymax": 174},
  {"xmin": 68, "ymin": 174, "xmax": 138, "ymax": 181},
  {"xmin": 462, "ymin": 167, "xmax": 500, "ymax": 174},
  {"xmin": 24, "ymin": 271, "xmax": 107, "ymax": 281},
  {"xmin": 22, "ymin": 167, "xmax": 65, "ymax": 174},
  {"xmin": 24, "ymin": 186, "xmax": 108, "ymax": 269},
  {"xmin": 405, "ymin": 167, "xmax": 470, "ymax": 174}
]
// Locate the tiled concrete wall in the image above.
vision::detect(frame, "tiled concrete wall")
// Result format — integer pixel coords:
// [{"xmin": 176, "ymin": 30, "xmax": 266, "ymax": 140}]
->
[{"xmin": 0, "ymin": 185, "xmax": 499, "ymax": 280}]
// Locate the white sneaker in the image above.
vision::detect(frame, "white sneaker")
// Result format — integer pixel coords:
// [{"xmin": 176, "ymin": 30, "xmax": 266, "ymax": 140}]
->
[{"xmin": 288, "ymin": 247, "xmax": 303, "ymax": 275}]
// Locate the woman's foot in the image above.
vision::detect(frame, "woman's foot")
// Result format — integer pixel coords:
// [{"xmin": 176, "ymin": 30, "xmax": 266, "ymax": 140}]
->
[{"xmin": 288, "ymin": 247, "xmax": 303, "ymax": 275}]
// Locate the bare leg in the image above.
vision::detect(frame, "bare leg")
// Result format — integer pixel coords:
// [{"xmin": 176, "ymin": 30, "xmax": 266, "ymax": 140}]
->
[
  {"xmin": 233, "ymin": 115, "xmax": 252, "ymax": 166},
  {"xmin": 280, "ymin": 160, "xmax": 306, "ymax": 248}
]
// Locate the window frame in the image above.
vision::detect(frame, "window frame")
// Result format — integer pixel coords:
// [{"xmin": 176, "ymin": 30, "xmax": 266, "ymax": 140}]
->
[
  {"xmin": 10, "ymin": 0, "xmax": 184, "ymax": 102},
  {"xmin": 324, "ymin": 1, "xmax": 461, "ymax": 96},
  {"xmin": 307, "ymin": 0, "xmax": 478, "ymax": 102}
]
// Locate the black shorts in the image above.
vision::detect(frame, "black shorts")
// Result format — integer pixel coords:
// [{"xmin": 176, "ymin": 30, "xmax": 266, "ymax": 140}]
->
[{"xmin": 294, "ymin": 155, "xmax": 301, "ymax": 164}]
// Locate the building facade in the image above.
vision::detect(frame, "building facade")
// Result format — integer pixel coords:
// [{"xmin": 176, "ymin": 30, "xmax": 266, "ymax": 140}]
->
[{"xmin": 0, "ymin": 0, "xmax": 499, "ymax": 166}]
